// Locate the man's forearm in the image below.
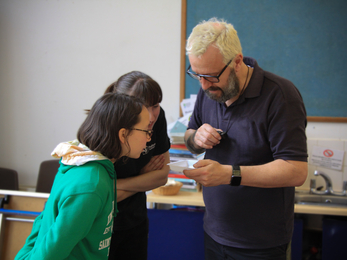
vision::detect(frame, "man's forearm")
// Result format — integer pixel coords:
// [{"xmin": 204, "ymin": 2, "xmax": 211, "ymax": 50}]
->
[{"xmin": 241, "ymin": 160, "xmax": 308, "ymax": 188}]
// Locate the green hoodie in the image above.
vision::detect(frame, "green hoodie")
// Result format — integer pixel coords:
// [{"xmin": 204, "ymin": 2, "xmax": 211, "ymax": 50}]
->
[{"xmin": 15, "ymin": 141, "xmax": 116, "ymax": 260}]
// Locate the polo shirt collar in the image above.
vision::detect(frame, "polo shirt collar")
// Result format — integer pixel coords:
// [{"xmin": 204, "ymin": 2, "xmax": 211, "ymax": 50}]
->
[{"xmin": 242, "ymin": 57, "xmax": 264, "ymax": 99}]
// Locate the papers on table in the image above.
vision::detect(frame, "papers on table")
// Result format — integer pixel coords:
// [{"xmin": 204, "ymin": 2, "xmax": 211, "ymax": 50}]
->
[{"xmin": 167, "ymin": 95, "xmax": 196, "ymax": 144}]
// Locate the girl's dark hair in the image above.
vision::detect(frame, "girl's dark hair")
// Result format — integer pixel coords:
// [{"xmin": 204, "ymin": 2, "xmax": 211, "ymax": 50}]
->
[
  {"xmin": 77, "ymin": 93, "xmax": 144, "ymax": 160},
  {"xmin": 104, "ymin": 71, "xmax": 162, "ymax": 107}
]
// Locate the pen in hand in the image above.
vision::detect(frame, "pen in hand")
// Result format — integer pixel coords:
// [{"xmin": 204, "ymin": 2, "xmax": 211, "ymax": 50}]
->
[{"xmin": 217, "ymin": 130, "xmax": 226, "ymax": 139}]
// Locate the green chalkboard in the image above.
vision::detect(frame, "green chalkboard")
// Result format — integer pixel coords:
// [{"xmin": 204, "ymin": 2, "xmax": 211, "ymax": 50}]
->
[{"xmin": 184, "ymin": 0, "xmax": 347, "ymax": 118}]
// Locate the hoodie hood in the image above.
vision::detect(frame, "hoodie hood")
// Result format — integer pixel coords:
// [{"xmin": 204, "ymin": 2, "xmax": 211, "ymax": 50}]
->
[
  {"xmin": 51, "ymin": 139, "xmax": 115, "ymax": 178},
  {"xmin": 51, "ymin": 139, "xmax": 113, "ymax": 165}
]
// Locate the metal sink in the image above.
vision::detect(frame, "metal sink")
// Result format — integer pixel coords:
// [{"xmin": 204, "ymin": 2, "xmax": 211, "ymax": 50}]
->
[{"xmin": 294, "ymin": 192, "xmax": 347, "ymax": 208}]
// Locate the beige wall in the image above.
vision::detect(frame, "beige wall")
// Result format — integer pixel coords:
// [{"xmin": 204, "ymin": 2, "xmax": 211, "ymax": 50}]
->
[{"xmin": 0, "ymin": 0, "xmax": 181, "ymax": 187}]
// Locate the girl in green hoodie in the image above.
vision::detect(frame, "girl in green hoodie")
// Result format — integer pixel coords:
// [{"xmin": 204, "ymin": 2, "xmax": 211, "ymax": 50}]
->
[{"xmin": 15, "ymin": 93, "xmax": 152, "ymax": 260}]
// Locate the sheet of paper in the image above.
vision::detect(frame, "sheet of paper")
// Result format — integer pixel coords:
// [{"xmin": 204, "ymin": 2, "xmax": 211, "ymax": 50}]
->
[
  {"xmin": 180, "ymin": 96, "xmax": 196, "ymax": 117},
  {"xmin": 310, "ymin": 145, "xmax": 345, "ymax": 171},
  {"xmin": 180, "ymin": 99, "xmax": 193, "ymax": 116}
]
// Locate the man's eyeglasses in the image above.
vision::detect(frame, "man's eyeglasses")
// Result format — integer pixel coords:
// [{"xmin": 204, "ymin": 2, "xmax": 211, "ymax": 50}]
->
[
  {"xmin": 186, "ymin": 58, "xmax": 233, "ymax": 83},
  {"xmin": 131, "ymin": 128, "xmax": 153, "ymax": 138}
]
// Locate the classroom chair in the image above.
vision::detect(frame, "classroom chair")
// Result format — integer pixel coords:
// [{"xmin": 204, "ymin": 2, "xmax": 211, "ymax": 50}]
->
[
  {"xmin": 35, "ymin": 159, "xmax": 60, "ymax": 193},
  {"xmin": 0, "ymin": 167, "xmax": 19, "ymax": 190}
]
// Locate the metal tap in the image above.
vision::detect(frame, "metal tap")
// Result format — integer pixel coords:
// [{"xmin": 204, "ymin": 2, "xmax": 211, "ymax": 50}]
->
[
  {"xmin": 331, "ymin": 180, "xmax": 347, "ymax": 196},
  {"xmin": 310, "ymin": 171, "xmax": 332, "ymax": 195},
  {"xmin": 310, "ymin": 170, "xmax": 347, "ymax": 196}
]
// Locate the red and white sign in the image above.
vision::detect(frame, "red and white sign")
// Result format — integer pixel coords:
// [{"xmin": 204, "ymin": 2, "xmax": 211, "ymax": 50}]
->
[
  {"xmin": 310, "ymin": 146, "xmax": 344, "ymax": 171},
  {"xmin": 323, "ymin": 149, "xmax": 334, "ymax": 157}
]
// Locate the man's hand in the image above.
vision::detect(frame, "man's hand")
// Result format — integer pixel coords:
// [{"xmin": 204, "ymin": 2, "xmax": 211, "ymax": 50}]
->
[
  {"xmin": 185, "ymin": 124, "xmax": 223, "ymax": 154},
  {"xmin": 194, "ymin": 124, "xmax": 223, "ymax": 149},
  {"xmin": 183, "ymin": 159, "xmax": 232, "ymax": 187}
]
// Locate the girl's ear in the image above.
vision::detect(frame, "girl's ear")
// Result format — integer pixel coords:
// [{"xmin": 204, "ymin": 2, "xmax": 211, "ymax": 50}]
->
[{"xmin": 119, "ymin": 128, "xmax": 127, "ymax": 144}]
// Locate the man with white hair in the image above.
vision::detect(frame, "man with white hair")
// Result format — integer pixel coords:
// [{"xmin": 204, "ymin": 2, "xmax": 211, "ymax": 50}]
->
[{"xmin": 183, "ymin": 18, "xmax": 308, "ymax": 259}]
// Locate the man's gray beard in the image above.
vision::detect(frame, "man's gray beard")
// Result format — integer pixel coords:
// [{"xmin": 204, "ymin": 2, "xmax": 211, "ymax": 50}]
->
[{"xmin": 204, "ymin": 69, "xmax": 240, "ymax": 103}]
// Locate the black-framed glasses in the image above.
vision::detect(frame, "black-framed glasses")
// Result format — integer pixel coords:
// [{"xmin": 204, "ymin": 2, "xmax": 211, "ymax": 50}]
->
[
  {"xmin": 186, "ymin": 58, "xmax": 233, "ymax": 83},
  {"xmin": 130, "ymin": 128, "xmax": 153, "ymax": 138}
]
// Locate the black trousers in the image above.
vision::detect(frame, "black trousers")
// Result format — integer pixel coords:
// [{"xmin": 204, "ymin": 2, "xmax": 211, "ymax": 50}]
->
[
  {"xmin": 108, "ymin": 219, "xmax": 149, "ymax": 260},
  {"xmin": 204, "ymin": 232, "xmax": 289, "ymax": 260}
]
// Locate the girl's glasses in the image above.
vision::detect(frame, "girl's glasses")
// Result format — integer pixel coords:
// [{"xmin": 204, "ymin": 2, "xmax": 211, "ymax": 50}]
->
[{"xmin": 131, "ymin": 128, "xmax": 153, "ymax": 138}]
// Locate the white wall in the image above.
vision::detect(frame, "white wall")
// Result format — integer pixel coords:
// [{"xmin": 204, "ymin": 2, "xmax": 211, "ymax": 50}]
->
[
  {"xmin": 1, "ymin": 0, "xmax": 346, "ymax": 191},
  {"xmin": 0, "ymin": 0, "xmax": 181, "ymax": 188},
  {"xmin": 304, "ymin": 122, "xmax": 347, "ymax": 192}
]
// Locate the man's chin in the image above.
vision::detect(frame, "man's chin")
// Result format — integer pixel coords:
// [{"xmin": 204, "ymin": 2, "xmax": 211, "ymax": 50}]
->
[{"xmin": 205, "ymin": 90, "xmax": 222, "ymax": 102}]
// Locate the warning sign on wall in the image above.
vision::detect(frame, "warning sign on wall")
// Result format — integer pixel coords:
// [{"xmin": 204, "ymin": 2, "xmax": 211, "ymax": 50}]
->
[{"xmin": 310, "ymin": 146, "xmax": 345, "ymax": 171}]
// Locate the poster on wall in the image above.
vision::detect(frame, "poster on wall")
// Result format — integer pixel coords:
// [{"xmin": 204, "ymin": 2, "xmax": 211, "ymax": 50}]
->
[{"xmin": 310, "ymin": 146, "xmax": 345, "ymax": 171}]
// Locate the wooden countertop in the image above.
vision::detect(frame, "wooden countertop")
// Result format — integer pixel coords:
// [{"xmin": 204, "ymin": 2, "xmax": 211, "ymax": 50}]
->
[
  {"xmin": 294, "ymin": 204, "xmax": 347, "ymax": 216},
  {"xmin": 147, "ymin": 191, "xmax": 204, "ymax": 207},
  {"xmin": 147, "ymin": 190, "xmax": 347, "ymax": 216},
  {"xmin": 2, "ymin": 189, "xmax": 347, "ymax": 216}
]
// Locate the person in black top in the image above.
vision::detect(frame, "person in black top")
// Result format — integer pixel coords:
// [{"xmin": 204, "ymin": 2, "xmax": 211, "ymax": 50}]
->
[{"xmin": 105, "ymin": 71, "xmax": 171, "ymax": 260}]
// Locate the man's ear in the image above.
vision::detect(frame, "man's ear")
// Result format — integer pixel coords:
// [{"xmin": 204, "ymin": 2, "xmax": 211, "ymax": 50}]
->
[
  {"xmin": 119, "ymin": 128, "xmax": 127, "ymax": 144},
  {"xmin": 233, "ymin": 53, "xmax": 244, "ymax": 72}
]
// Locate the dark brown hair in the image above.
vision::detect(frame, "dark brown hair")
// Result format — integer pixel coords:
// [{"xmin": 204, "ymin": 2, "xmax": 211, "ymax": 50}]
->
[
  {"xmin": 105, "ymin": 71, "xmax": 162, "ymax": 107},
  {"xmin": 77, "ymin": 93, "xmax": 144, "ymax": 160}
]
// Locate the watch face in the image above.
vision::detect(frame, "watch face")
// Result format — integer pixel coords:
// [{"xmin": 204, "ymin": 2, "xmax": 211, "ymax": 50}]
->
[
  {"xmin": 230, "ymin": 165, "xmax": 241, "ymax": 186},
  {"xmin": 233, "ymin": 170, "xmax": 241, "ymax": 177}
]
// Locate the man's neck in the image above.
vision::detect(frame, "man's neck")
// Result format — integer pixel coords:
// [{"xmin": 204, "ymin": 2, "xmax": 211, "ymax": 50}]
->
[{"xmin": 225, "ymin": 65, "xmax": 253, "ymax": 107}]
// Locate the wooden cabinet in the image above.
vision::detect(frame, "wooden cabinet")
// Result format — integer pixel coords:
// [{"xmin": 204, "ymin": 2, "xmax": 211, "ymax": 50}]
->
[{"xmin": 0, "ymin": 190, "xmax": 49, "ymax": 260}]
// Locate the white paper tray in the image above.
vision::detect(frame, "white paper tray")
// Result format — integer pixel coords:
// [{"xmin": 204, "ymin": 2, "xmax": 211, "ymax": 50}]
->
[{"xmin": 168, "ymin": 160, "xmax": 198, "ymax": 173}]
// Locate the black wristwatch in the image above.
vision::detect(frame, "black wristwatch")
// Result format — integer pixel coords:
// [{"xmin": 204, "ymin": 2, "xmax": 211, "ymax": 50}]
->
[{"xmin": 230, "ymin": 165, "xmax": 241, "ymax": 186}]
